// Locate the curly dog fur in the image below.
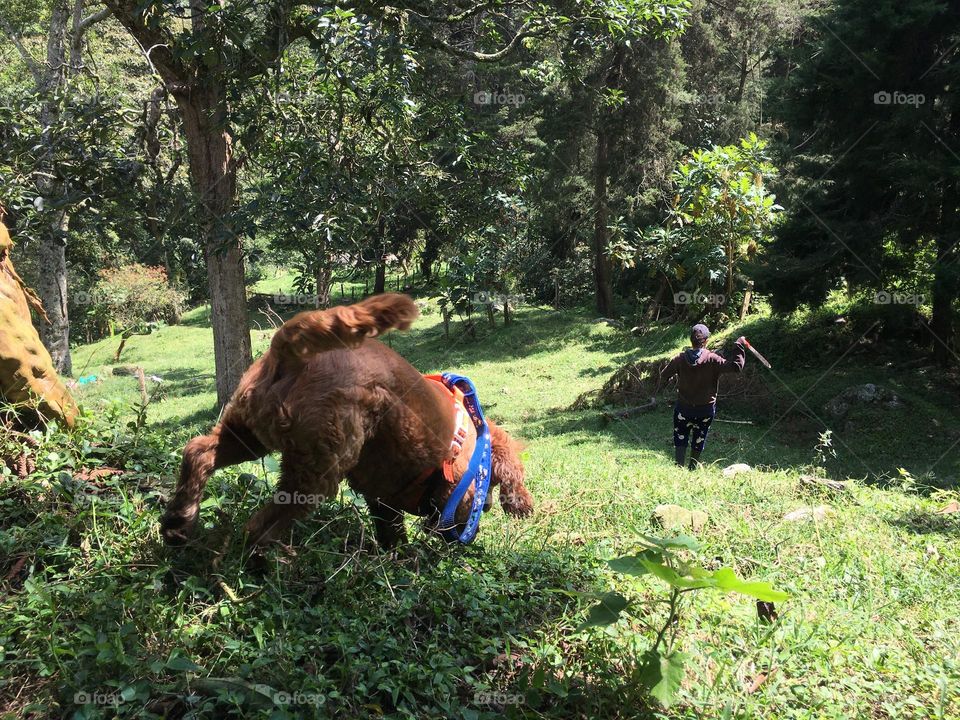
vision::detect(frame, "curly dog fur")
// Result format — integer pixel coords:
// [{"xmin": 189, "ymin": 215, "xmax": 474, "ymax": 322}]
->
[{"xmin": 160, "ymin": 293, "xmax": 533, "ymax": 548}]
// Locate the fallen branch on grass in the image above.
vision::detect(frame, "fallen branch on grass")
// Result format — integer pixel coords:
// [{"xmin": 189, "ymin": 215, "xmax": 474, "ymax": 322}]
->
[
  {"xmin": 602, "ymin": 399, "xmax": 657, "ymax": 421},
  {"xmin": 799, "ymin": 475, "xmax": 849, "ymax": 493}
]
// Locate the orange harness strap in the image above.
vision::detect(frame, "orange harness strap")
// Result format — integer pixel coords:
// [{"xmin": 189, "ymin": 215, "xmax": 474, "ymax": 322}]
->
[
  {"xmin": 421, "ymin": 374, "xmax": 470, "ymax": 484},
  {"xmin": 396, "ymin": 376, "xmax": 474, "ymax": 515}
]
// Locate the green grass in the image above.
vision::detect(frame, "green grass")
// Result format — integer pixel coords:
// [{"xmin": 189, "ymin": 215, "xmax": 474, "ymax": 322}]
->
[{"xmin": 1, "ymin": 293, "xmax": 958, "ymax": 719}]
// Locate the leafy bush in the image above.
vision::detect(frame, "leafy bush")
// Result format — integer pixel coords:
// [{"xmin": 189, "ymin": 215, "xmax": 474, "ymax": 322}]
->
[
  {"xmin": 614, "ymin": 135, "xmax": 781, "ymax": 323},
  {"xmin": 580, "ymin": 534, "xmax": 789, "ymax": 707},
  {"xmin": 83, "ymin": 264, "xmax": 185, "ymax": 337}
]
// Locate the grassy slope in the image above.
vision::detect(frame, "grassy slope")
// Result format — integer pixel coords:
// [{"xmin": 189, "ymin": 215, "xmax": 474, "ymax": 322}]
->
[{"xmin": 2, "ymin": 295, "xmax": 958, "ymax": 719}]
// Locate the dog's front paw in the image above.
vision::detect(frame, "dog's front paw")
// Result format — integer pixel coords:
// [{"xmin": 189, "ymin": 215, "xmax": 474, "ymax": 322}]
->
[
  {"xmin": 500, "ymin": 488, "xmax": 534, "ymax": 518},
  {"xmin": 244, "ymin": 509, "xmax": 286, "ymax": 547},
  {"xmin": 160, "ymin": 507, "xmax": 198, "ymax": 546}
]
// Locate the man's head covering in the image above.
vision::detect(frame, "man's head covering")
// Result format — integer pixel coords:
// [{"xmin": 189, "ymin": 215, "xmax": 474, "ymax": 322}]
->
[{"xmin": 690, "ymin": 323, "xmax": 710, "ymax": 348}]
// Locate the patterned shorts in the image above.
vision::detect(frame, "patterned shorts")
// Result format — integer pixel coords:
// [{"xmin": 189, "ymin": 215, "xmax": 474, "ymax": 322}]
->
[{"xmin": 673, "ymin": 404, "xmax": 716, "ymax": 452}]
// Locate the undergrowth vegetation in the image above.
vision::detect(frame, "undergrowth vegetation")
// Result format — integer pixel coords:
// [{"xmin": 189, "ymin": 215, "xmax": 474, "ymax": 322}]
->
[{"xmin": 2, "ymin": 296, "xmax": 959, "ymax": 719}]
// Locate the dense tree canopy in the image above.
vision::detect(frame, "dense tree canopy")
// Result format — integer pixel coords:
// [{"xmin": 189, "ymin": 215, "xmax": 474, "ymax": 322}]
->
[{"xmin": 1, "ymin": 0, "xmax": 957, "ymax": 386}]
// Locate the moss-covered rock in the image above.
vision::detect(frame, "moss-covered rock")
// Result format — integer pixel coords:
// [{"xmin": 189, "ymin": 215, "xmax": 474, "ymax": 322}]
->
[{"xmin": 0, "ymin": 212, "xmax": 77, "ymax": 427}]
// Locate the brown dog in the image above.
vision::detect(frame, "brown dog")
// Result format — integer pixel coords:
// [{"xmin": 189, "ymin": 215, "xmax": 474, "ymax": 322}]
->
[{"xmin": 160, "ymin": 293, "xmax": 533, "ymax": 548}]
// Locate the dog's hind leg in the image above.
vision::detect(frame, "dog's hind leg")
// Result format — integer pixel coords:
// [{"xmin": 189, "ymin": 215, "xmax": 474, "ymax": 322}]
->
[
  {"xmin": 489, "ymin": 421, "xmax": 534, "ymax": 518},
  {"xmin": 161, "ymin": 421, "xmax": 267, "ymax": 545},
  {"xmin": 244, "ymin": 451, "xmax": 353, "ymax": 546},
  {"xmin": 245, "ymin": 405, "xmax": 366, "ymax": 546},
  {"xmin": 366, "ymin": 497, "xmax": 407, "ymax": 549}
]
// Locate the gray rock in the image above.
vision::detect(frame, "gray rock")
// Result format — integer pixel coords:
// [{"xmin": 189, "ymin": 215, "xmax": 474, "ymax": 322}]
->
[
  {"xmin": 823, "ymin": 384, "xmax": 903, "ymax": 421},
  {"xmin": 783, "ymin": 505, "xmax": 832, "ymax": 522},
  {"xmin": 652, "ymin": 504, "xmax": 708, "ymax": 532},
  {"xmin": 722, "ymin": 463, "xmax": 753, "ymax": 478}
]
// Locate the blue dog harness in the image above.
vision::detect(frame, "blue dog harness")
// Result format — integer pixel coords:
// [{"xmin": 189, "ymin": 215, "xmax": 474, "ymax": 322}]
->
[{"xmin": 434, "ymin": 372, "xmax": 492, "ymax": 544}]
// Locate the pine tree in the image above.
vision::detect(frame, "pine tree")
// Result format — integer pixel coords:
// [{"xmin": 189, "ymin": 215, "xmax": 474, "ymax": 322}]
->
[{"xmin": 763, "ymin": 0, "xmax": 960, "ymax": 363}]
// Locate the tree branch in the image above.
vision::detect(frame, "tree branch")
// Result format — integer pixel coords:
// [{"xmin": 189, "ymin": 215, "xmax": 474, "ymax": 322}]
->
[
  {"xmin": 75, "ymin": 6, "xmax": 111, "ymax": 36},
  {"xmin": 100, "ymin": 0, "xmax": 188, "ymax": 87},
  {"xmin": 0, "ymin": 17, "xmax": 44, "ymax": 85},
  {"xmin": 416, "ymin": 20, "xmax": 542, "ymax": 62},
  {"xmin": 403, "ymin": 1, "xmax": 499, "ymax": 23}
]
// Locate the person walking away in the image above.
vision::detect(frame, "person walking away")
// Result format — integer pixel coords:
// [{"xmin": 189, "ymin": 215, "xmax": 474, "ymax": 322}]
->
[{"xmin": 655, "ymin": 324, "xmax": 746, "ymax": 469}]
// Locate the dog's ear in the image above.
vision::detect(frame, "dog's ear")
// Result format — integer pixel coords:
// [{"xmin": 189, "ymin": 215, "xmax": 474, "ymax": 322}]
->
[{"xmin": 488, "ymin": 421, "xmax": 533, "ymax": 518}]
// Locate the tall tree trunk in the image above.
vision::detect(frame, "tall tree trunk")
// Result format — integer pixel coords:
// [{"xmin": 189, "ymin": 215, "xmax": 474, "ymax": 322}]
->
[
  {"xmin": 931, "ymin": 232, "xmax": 958, "ymax": 366},
  {"xmin": 174, "ymin": 84, "xmax": 251, "ymax": 406},
  {"xmin": 374, "ymin": 255, "xmax": 387, "ymax": 295},
  {"xmin": 646, "ymin": 274, "xmax": 669, "ymax": 321},
  {"xmin": 374, "ymin": 218, "xmax": 387, "ymax": 294},
  {"xmin": 36, "ymin": 210, "xmax": 72, "ymax": 375},
  {"xmin": 315, "ymin": 239, "xmax": 331, "ymax": 309},
  {"xmin": 725, "ymin": 238, "xmax": 735, "ymax": 301},
  {"xmin": 33, "ymin": 0, "xmax": 73, "ymax": 374},
  {"xmin": 740, "ymin": 280, "xmax": 754, "ymax": 321},
  {"xmin": 736, "ymin": 51, "xmax": 749, "ymax": 103},
  {"xmin": 12, "ymin": 0, "xmax": 109, "ymax": 374},
  {"xmin": 931, "ymin": 100, "xmax": 960, "ymax": 366},
  {"xmin": 593, "ymin": 121, "xmax": 614, "ymax": 317},
  {"xmin": 593, "ymin": 45, "xmax": 623, "ymax": 318},
  {"xmin": 420, "ymin": 229, "xmax": 443, "ymax": 280}
]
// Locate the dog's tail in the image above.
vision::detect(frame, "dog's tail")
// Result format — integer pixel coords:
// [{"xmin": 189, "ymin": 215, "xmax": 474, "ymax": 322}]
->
[{"xmin": 269, "ymin": 293, "xmax": 419, "ymax": 364}]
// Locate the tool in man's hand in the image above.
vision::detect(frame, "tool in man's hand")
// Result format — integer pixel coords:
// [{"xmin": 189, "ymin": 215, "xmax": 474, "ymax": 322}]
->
[{"xmin": 741, "ymin": 337, "xmax": 772, "ymax": 369}]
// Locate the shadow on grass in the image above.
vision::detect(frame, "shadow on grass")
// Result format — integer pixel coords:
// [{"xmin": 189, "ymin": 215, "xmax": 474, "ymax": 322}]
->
[
  {"xmin": 523, "ymin": 401, "xmax": 959, "ymax": 489},
  {"xmin": 885, "ymin": 507, "xmax": 960, "ymax": 535},
  {"xmin": 20, "ymin": 493, "xmax": 654, "ymax": 719},
  {"xmin": 151, "ymin": 368, "xmax": 216, "ymax": 399},
  {"xmin": 153, "ymin": 404, "xmax": 220, "ymax": 438},
  {"xmin": 178, "ymin": 305, "xmax": 212, "ymax": 328}
]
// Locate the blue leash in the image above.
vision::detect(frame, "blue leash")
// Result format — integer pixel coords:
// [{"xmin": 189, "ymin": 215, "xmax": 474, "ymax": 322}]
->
[{"xmin": 437, "ymin": 372, "xmax": 492, "ymax": 544}]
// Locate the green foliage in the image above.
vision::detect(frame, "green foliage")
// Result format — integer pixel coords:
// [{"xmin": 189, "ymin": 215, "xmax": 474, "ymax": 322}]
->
[
  {"xmin": 761, "ymin": 0, "xmax": 960, "ymax": 352},
  {"xmin": 82, "ymin": 264, "xmax": 184, "ymax": 338},
  {"xmin": 3, "ymin": 298, "xmax": 960, "ymax": 718},
  {"xmin": 615, "ymin": 134, "xmax": 781, "ymax": 322},
  {"xmin": 0, "ymin": 91, "xmax": 136, "ymax": 238},
  {"xmin": 581, "ymin": 533, "xmax": 789, "ymax": 706}
]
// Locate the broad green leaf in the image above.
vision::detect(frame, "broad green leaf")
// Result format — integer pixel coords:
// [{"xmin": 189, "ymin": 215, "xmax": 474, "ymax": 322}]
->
[
  {"xmin": 709, "ymin": 567, "xmax": 790, "ymax": 602},
  {"xmin": 638, "ymin": 650, "xmax": 688, "ymax": 706},
  {"xmin": 641, "ymin": 559, "xmax": 714, "ymax": 590},
  {"xmin": 192, "ymin": 678, "xmax": 275, "ymax": 709},
  {"xmin": 608, "ymin": 549, "xmax": 660, "ymax": 576},
  {"xmin": 640, "ymin": 534, "xmax": 701, "ymax": 552},
  {"xmin": 579, "ymin": 591, "xmax": 629, "ymax": 629},
  {"xmin": 166, "ymin": 654, "xmax": 202, "ymax": 672}
]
